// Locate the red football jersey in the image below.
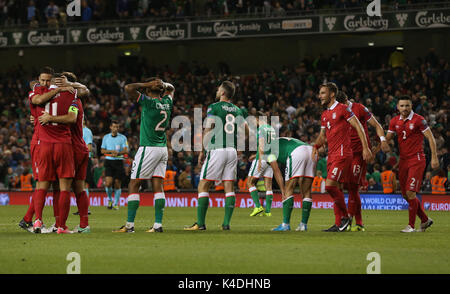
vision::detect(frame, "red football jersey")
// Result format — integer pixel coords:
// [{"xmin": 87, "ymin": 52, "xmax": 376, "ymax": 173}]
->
[
  {"xmin": 321, "ymin": 101, "xmax": 354, "ymax": 158},
  {"xmin": 71, "ymin": 99, "xmax": 89, "ymax": 153},
  {"xmin": 28, "ymin": 84, "xmax": 51, "ymax": 144},
  {"xmin": 348, "ymin": 102, "xmax": 372, "ymax": 154},
  {"xmin": 388, "ymin": 111, "xmax": 429, "ymax": 160},
  {"xmin": 38, "ymin": 89, "xmax": 76, "ymax": 144}
]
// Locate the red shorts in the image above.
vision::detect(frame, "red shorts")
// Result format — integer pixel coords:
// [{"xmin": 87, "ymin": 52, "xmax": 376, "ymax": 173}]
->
[
  {"xmin": 398, "ymin": 158, "xmax": 426, "ymax": 195},
  {"xmin": 30, "ymin": 143, "xmax": 40, "ymax": 181},
  {"xmin": 37, "ymin": 142, "xmax": 75, "ymax": 181},
  {"xmin": 74, "ymin": 151, "xmax": 89, "ymax": 181},
  {"xmin": 327, "ymin": 155, "xmax": 352, "ymax": 183},
  {"xmin": 345, "ymin": 153, "xmax": 367, "ymax": 186}
]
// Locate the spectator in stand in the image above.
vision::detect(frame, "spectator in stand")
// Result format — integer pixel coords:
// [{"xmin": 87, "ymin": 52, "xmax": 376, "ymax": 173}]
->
[
  {"xmin": 45, "ymin": 1, "xmax": 59, "ymax": 28},
  {"xmin": 178, "ymin": 163, "xmax": 193, "ymax": 189},
  {"xmin": 26, "ymin": 0, "xmax": 37, "ymax": 23},
  {"xmin": 367, "ymin": 178, "xmax": 382, "ymax": 191},
  {"xmin": 116, "ymin": 0, "xmax": 129, "ymax": 18},
  {"xmin": 92, "ymin": 0, "xmax": 106, "ymax": 21},
  {"xmin": 81, "ymin": 0, "xmax": 93, "ymax": 22}
]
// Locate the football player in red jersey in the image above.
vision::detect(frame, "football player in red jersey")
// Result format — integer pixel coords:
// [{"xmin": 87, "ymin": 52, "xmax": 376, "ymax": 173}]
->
[
  {"xmin": 30, "ymin": 73, "xmax": 78, "ymax": 234},
  {"xmin": 38, "ymin": 72, "xmax": 91, "ymax": 233},
  {"xmin": 312, "ymin": 83, "xmax": 372, "ymax": 232},
  {"xmin": 336, "ymin": 91, "xmax": 390, "ymax": 231},
  {"xmin": 386, "ymin": 96, "xmax": 438, "ymax": 233},
  {"xmin": 19, "ymin": 67, "xmax": 54, "ymax": 232}
]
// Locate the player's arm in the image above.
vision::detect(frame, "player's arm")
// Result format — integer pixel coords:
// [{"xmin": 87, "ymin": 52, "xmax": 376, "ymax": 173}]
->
[
  {"xmin": 348, "ymin": 116, "xmax": 372, "ymax": 162},
  {"xmin": 423, "ymin": 128, "xmax": 439, "ymax": 170},
  {"xmin": 267, "ymin": 155, "xmax": 285, "ymax": 198},
  {"xmin": 312, "ymin": 128, "xmax": 326, "ymax": 161},
  {"xmin": 257, "ymin": 137, "xmax": 265, "ymax": 172},
  {"xmin": 163, "ymin": 82, "xmax": 175, "ymax": 99},
  {"xmin": 367, "ymin": 115, "xmax": 390, "ymax": 153},
  {"xmin": 54, "ymin": 76, "xmax": 90, "ymax": 98},
  {"xmin": 124, "ymin": 80, "xmax": 160, "ymax": 100},
  {"xmin": 29, "ymin": 81, "xmax": 38, "ymax": 89},
  {"xmin": 31, "ymin": 86, "xmax": 76, "ymax": 105},
  {"xmin": 38, "ymin": 102, "xmax": 79, "ymax": 125}
]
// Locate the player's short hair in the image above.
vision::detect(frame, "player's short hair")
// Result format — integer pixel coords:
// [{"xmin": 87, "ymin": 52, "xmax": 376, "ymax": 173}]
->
[
  {"xmin": 39, "ymin": 66, "xmax": 54, "ymax": 76},
  {"xmin": 319, "ymin": 82, "xmax": 338, "ymax": 97},
  {"xmin": 111, "ymin": 120, "xmax": 119, "ymax": 126},
  {"xmin": 398, "ymin": 95, "xmax": 412, "ymax": 102},
  {"xmin": 220, "ymin": 81, "xmax": 235, "ymax": 99},
  {"xmin": 52, "ymin": 72, "xmax": 63, "ymax": 78},
  {"xmin": 62, "ymin": 71, "xmax": 77, "ymax": 82},
  {"xmin": 336, "ymin": 91, "xmax": 348, "ymax": 103}
]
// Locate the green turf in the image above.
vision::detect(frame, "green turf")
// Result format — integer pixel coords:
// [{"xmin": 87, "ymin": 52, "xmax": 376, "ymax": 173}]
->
[{"xmin": 1, "ymin": 205, "xmax": 449, "ymax": 274}]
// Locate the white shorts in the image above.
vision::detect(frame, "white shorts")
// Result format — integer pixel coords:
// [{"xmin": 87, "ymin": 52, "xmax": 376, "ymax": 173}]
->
[
  {"xmin": 285, "ymin": 145, "xmax": 316, "ymax": 181},
  {"xmin": 200, "ymin": 147, "xmax": 237, "ymax": 181},
  {"xmin": 248, "ymin": 159, "xmax": 273, "ymax": 178},
  {"xmin": 130, "ymin": 146, "xmax": 168, "ymax": 179}
]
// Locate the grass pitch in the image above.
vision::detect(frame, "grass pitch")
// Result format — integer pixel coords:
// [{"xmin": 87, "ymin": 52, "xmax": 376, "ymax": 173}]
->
[{"xmin": 1, "ymin": 205, "xmax": 449, "ymax": 274}]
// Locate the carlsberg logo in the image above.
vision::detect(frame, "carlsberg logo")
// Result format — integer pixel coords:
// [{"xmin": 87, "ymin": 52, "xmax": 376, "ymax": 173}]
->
[
  {"xmin": 344, "ymin": 15, "xmax": 388, "ymax": 31},
  {"xmin": 396, "ymin": 14, "xmax": 408, "ymax": 27},
  {"xmin": 71, "ymin": 30, "xmax": 81, "ymax": 42},
  {"xmin": 415, "ymin": 11, "xmax": 450, "ymax": 28},
  {"xmin": 366, "ymin": 0, "xmax": 381, "ymax": 17}
]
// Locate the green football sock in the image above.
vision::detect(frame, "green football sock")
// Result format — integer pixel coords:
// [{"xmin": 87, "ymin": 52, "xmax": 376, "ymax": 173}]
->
[
  {"xmin": 127, "ymin": 194, "xmax": 140, "ymax": 223},
  {"xmin": 282, "ymin": 196, "xmax": 294, "ymax": 224},
  {"xmin": 154, "ymin": 196, "xmax": 165, "ymax": 224},
  {"xmin": 106, "ymin": 187, "xmax": 113, "ymax": 202},
  {"xmin": 302, "ymin": 198, "xmax": 313, "ymax": 224},
  {"xmin": 250, "ymin": 187, "xmax": 261, "ymax": 208},
  {"xmin": 114, "ymin": 189, "xmax": 121, "ymax": 206},
  {"xmin": 223, "ymin": 195, "xmax": 236, "ymax": 226},
  {"xmin": 265, "ymin": 192, "xmax": 273, "ymax": 213},
  {"xmin": 197, "ymin": 196, "xmax": 209, "ymax": 226}
]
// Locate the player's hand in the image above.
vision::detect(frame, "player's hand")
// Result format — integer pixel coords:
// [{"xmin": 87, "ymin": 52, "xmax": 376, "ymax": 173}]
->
[
  {"xmin": 38, "ymin": 111, "xmax": 52, "ymax": 125},
  {"xmin": 431, "ymin": 157, "xmax": 439, "ymax": 170},
  {"xmin": 58, "ymin": 86, "xmax": 76, "ymax": 94},
  {"xmin": 30, "ymin": 115, "xmax": 35, "ymax": 124},
  {"xmin": 143, "ymin": 79, "xmax": 163, "ymax": 89},
  {"xmin": 54, "ymin": 76, "xmax": 70, "ymax": 87},
  {"xmin": 197, "ymin": 152, "xmax": 204, "ymax": 168},
  {"xmin": 380, "ymin": 141, "xmax": 390, "ymax": 153},
  {"xmin": 110, "ymin": 150, "xmax": 119, "ymax": 157},
  {"xmin": 362, "ymin": 147, "xmax": 373, "ymax": 163},
  {"xmin": 311, "ymin": 147, "xmax": 319, "ymax": 161}
]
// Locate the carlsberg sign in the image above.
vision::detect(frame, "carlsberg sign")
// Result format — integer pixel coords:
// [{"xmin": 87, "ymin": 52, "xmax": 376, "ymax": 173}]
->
[{"xmin": 415, "ymin": 11, "xmax": 450, "ymax": 28}]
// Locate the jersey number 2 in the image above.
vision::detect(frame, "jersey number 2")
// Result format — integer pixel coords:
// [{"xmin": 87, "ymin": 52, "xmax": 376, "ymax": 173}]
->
[{"xmin": 155, "ymin": 111, "xmax": 168, "ymax": 131}]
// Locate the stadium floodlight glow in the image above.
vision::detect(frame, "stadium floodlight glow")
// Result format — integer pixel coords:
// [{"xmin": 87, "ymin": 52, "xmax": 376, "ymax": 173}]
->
[
  {"xmin": 368, "ymin": 42, "xmax": 375, "ymax": 46},
  {"xmin": 396, "ymin": 46, "xmax": 404, "ymax": 51},
  {"xmin": 124, "ymin": 51, "xmax": 131, "ymax": 56}
]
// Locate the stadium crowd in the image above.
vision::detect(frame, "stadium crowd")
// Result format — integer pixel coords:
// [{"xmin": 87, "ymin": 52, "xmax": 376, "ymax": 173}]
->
[
  {"xmin": 0, "ymin": 48, "xmax": 448, "ymax": 193},
  {"xmin": 0, "ymin": 0, "xmax": 445, "ymax": 28}
]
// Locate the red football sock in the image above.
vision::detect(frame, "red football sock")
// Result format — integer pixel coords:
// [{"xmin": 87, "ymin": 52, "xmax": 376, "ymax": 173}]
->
[
  {"xmin": 58, "ymin": 191, "xmax": 71, "ymax": 230},
  {"xmin": 347, "ymin": 184, "xmax": 363, "ymax": 226},
  {"xmin": 334, "ymin": 204, "xmax": 342, "ymax": 226},
  {"xmin": 34, "ymin": 189, "xmax": 48, "ymax": 221},
  {"xmin": 76, "ymin": 191, "xmax": 89, "ymax": 228},
  {"xmin": 326, "ymin": 185, "xmax": 348, "ymax": 225},
  {"xmin": 407, "ymin": 198, "xmax": 418, "ymax": 228},
  {"xmin": 23, "ymin": 191, "xmax": 36, "ymax": 222},
  {"xmin": 415, "ymin": 197, "xmax": 428, "ymax": 223},
  {"xmin": 53, "ymin": 190, "xmax": 60, "ymax": 227}
]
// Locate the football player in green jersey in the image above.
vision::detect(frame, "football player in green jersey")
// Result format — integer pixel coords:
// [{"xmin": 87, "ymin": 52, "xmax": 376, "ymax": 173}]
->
[
  {"xmin": 247, "ymin": 114, "xmax": 276, "ymax": 217},
  {"xmin": 185, "ymin": 81, "xmax": 246, "ymax": 231},
  {"xmin": 260, "ymin": 137, "xmax": 317, "ymax": 231},
  {"xmin": 114, "ymin": 78, "xmax": 174, "ymax": 233}
]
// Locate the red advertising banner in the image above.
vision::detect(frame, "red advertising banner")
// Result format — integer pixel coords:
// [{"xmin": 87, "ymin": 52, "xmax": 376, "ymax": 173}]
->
[{"xmin": 1, "ymin": 191, "xmax": 449, "ymax": 211}]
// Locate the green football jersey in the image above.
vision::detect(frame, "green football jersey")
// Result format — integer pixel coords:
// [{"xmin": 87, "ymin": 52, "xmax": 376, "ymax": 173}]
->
[
  {"xmin": 137, "ymin": 93, "xmax": 173, "ymax": 147},
  {"xmin": 255, "ymin": 124, "xmax": 276, "ymax": 160},
  {"xmin": 206, "ymin": 101, "xmax": 244, "ymax": 150},
  {"xmin": 265, "ymin": 137, "xmax": 310, "ymax": 164}
]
